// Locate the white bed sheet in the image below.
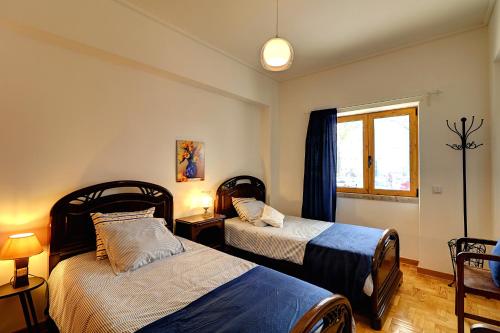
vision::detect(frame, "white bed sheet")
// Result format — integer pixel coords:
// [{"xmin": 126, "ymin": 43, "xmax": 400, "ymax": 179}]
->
[
  {"xmin": 48, "ymin": 238, "xmax": 256, "ymax": 333},
  {"xmin": 225, "ymin": 216, "xmax": 373, "ymax": 296}
]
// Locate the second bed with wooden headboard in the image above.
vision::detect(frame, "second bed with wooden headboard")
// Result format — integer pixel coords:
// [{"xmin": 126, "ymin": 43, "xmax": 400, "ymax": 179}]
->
[{"xmin": 215, "ymin": 175, "xmax": 402, "ymax": 330}]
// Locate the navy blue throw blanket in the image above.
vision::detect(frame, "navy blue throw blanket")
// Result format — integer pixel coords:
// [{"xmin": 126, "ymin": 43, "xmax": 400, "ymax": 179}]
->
[
  {"xmin": 303, "ymin": 223, "xmax": 383, "ymax": 307},
  {"xmin": 137, "ymin": 266, "xmax": 332, "ymax": 333},
  {"xmin": 302, "ymin": 108, "xmax": 337, "ymax": 222}
]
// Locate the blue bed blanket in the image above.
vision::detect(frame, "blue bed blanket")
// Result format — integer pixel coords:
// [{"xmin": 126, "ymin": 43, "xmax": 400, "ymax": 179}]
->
[
  {"xmin": 303, "ymin": 223, "xmax": 383, "ymax": 306},
  {"xmin": 137, "ymin": 266, "xmax": 332, "ymax": 333}
]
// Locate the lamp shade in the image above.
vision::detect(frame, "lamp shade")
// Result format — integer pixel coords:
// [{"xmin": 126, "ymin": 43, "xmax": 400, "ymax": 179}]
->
[
  {"xmin": 0, "ymin": 233, "xmax": 43, "ymax": 260},
  {"xmin": 200, "ymin": 193, "xmax": 213, "ymax": 209},
  {"xmin": 260, "ymin": 37, "xmax": 294, "ymax": 72}
]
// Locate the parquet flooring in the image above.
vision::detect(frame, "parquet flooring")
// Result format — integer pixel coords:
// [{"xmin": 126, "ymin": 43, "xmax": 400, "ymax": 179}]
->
[{"xmin": 355, "ymin": 263, "xmax": 500, "ymax": 332}]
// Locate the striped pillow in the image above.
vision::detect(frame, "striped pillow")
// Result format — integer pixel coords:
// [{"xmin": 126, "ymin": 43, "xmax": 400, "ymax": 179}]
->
[
  {"xmin": 95, "ymin": 217, "xmax": 184, "ymax": 274},
  {"xmin": 232, "ymin": 197, "xmax": 266, "ymax": 227},
  {"xmin": 91, "ymin": 207, "xmax": 155, "ymax": 260},
  {"xmin": 232, "ymin": 197, "xmax": 256, "ymax": 221}
]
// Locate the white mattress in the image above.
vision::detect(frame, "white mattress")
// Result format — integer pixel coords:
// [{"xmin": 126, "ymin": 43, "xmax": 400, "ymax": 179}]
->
[
  {"xmin": 225, "ymin": 216, "xmax": 374, "ymax": 296},
  {"xmin": 48, "ymin": 238, "xmax": 256, "ymax": 333}
]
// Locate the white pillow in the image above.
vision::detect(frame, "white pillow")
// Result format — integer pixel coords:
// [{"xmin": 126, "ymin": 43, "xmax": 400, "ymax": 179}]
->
[
  {"xmin": 91, "ymin": 207, "xmax": 155, "ymax": 260},
  {"xmin": 95, "ymin": 217, "xmax": 184, "ymax": 274},
  {"xmin": 261, "ymin": 204, "xmax": 285, "ymax": 228},
  {"xmin": 232, "ymin": 197, "xmax": 267, "ymax": 227}
]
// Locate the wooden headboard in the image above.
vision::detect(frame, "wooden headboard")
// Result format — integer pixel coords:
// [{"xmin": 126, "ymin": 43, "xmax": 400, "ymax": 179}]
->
[
  {"xmin": 49, "ymin": 180, "xmax": 173, "ymax": 273},
  {"xmin": 215, "ymin": 175, "xmax": 266, "ymax": 218}
]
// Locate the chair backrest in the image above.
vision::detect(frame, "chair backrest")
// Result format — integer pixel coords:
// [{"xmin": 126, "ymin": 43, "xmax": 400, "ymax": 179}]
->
[{"xmin": 470, "ymin": 323, "xmax": 500, "ymax": 333}]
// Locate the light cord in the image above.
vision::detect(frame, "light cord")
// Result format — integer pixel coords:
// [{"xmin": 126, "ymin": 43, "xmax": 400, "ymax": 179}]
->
[{"xmin": 276, "ymin": 0, "xmax": 279, "ymax": 37}]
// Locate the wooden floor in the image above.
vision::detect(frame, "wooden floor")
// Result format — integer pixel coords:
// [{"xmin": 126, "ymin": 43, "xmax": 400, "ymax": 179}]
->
[{"xmin": 355, "ymin": 263, "xmax": 500, "ymax": 332}]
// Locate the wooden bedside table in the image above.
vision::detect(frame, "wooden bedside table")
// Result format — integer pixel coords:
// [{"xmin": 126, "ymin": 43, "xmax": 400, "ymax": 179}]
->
[
  {"xmin": 0, "ymin": 276, "xmax": 45, "ymax": 333},
  {"xmin": 175, "ymin": 214, "xmax": 226, "ymax": 250}
]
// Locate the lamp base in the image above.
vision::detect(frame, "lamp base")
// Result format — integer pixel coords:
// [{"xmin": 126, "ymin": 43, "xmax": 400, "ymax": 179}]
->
[
  {"xmin": 12, "ymin": 257, "xmax": 29, "ymax": 288},
  {"xmin": 202, "ymin": 207, "xmax": 211, "ymax": 218}
]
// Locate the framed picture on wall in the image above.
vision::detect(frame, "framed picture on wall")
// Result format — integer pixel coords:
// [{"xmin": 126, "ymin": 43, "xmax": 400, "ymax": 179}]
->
[{"xmin": 176, "ymin": 140, "xmax": 205, "ymax": 182}]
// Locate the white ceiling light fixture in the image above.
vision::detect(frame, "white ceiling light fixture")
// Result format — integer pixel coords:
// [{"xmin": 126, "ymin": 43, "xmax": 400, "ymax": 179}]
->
[{"xmin": 260, "ymin": 0, "xmax": 294, "ymax": 72}]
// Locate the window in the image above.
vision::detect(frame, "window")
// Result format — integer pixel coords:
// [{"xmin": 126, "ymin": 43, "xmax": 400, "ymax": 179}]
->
[{"xmin": 337, "ymin": 107, "xmax": 418, "ymax": 197}]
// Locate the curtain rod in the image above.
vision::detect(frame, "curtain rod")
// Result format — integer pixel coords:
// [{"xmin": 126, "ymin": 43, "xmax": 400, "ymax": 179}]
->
[{"xmin": 304, "ymin": 89, "xmax": 443, "ymax": 114}]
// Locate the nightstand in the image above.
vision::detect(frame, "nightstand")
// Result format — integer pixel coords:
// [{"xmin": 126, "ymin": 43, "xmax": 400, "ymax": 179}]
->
[
  {"xmin": 175, "ymin": 214, "xmax": 226, "ymax": 250},
  {"xmin": 0, "ymin": 276, "xmax": 45, "ymax": 333}
]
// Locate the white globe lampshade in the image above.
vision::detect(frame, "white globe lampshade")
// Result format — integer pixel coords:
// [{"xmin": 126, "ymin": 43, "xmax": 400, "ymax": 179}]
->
[{"xmin": 260, "ymin": 37, "xmax": 294, "ymax": 72}]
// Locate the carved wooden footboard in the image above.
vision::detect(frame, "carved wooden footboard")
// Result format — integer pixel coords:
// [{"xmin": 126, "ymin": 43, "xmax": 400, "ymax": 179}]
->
[
  {"xmin": 292, "ymin": 295, "xmax": 353, "ymax": 333},
  {"xmin": 370, "ymin": 228, "xmax": 403, "ymax": 329}
]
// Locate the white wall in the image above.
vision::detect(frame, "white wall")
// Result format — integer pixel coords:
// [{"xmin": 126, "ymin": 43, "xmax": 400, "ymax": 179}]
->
[
  {"xmin": 337, "ymin": 199, "xmax": 419, "ymax": 260},
  {"xmin": 489, "ymin": 3, "xmax": 500, "ymax": 239},
  {"xmin": 0, "ymin": 0, "xmax": 277, "ymax": 106},
  {"xmin": 0, "ymin": 0, "xmax": 281, "ymax": 212},
  {"xmin": 490, "ymin": 2, "xmax": 500, "ymax": 62},
  {"xmin": 0, "ymin": 2, "xmax": 279, "ymax": 332},
  {"xmin": 278, "ymin": 28, "xmax": 492, "ymax": 272}
]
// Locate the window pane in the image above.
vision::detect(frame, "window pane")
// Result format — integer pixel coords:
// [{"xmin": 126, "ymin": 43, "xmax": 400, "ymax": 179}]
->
[
  {"xmin": 337, "ymin": 120, "xmax": 364, "ymax": 188},
  {"xmin": 373, "ymin": 115, "xmax": 410, "ymax": 191}
]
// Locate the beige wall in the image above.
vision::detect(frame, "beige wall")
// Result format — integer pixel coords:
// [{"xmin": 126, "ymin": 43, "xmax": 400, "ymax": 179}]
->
[
  {"xmin": 0, "ymin": 0, "xmax": 278, "ymax": 106},
  {"xmin": 491, "ymin": 2, "xmax": 500, "ymax": 62},
  {"xmin": 490, "ymin": 3, "xmax": 500, "ymax": 239},
  {"xmin": 0, "ymin": 0, "xmax": 281, "ymax": 209},
  {"xmin": 337, "ymin": 199, "xmax": 419, "ymax": 260},
  {"xmin": 278, "ymin": 28, "xmax": 492, "ymax": 272},
  {"xmin": 0, "ymin": 2, "xmax": 279, "ymax": 332},
  {"xmin": 491, "ymin": 63, "xmax": 500, "ymax": 239}
]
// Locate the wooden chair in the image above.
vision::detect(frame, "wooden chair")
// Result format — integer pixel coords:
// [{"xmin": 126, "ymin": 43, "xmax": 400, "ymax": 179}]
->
[{"xmin": 456, "ymin": 237, "xmax": 500, "ymax": 333}]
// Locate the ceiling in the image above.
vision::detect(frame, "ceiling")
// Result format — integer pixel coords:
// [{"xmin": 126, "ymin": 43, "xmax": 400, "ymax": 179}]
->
[{"xmin": 125, "ymin": 0, "xmax": 494, "ymax": 81}]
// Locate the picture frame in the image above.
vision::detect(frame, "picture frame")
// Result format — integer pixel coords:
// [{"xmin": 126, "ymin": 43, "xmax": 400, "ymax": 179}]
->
[{"xmin": 176, "ymin": 140, "xmax": 205, "ymax": 182}]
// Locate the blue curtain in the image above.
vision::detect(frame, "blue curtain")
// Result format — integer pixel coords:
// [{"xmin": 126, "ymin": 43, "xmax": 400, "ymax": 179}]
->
[{"xmin": 301, "ymin": 108, "xmax": 337, "ymax": 222}]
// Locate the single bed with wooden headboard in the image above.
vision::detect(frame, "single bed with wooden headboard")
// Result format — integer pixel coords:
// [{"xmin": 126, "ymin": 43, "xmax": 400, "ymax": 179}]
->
[
  {"xmin": 215, "ymin": 175, "xmax": 402, "ymax": 330},
  {"xmin": 47, "ymin": 180, "xmax": 354, "ymax": 333},
  {"xmin": 49, "ymin": 180, "xmax": 173, "ymax": 273}
]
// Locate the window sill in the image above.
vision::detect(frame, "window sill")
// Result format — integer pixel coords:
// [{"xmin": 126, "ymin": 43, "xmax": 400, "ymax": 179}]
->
[{"xmin": 337, "ymin": 192, "xmax": 419, "ymax": 204}]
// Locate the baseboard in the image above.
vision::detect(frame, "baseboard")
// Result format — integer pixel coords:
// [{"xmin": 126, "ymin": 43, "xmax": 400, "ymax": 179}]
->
[
  {"xmin": 400, "ymin": 257, "xmax": 419, "ymax": 266},
  {"xmin": 400, "ymin": 258, "xmax": 454, "ymax": 281},
  {"xmin": 416, "ymin": 267, "xmax": 454, "ymax": 281}
]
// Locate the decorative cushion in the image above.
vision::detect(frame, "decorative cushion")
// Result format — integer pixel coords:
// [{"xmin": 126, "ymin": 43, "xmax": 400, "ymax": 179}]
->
[
  {"xmin": 91, "ymin": 207, "xmax": 155, "ymax": 260},
  {"xmin": 491, "ymin": 240, "xmax": 500, "ymax": 287},
  {"xmin": 94, "ymin": 217, "xmax": 184, "ymax": 274},
  {"xmin": 261, "ymin": 204, "xmax": 285, "ymax": 228},
  {"xmin": 232, "ymin": 197, "xmax": 267, "ymax": 227}
]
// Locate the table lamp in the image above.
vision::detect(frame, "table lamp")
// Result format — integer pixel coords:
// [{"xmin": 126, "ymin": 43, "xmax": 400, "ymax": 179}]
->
[
  {"xmin": 200, "ymin": 192, "xmax": 213, "ymax": 217},
  {"xmin": 0, "ymin": 233, "xmax": 42, "ymax": 288}
]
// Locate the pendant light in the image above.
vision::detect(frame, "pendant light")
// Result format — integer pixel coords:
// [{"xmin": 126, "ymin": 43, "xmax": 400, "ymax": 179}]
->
[{"xmin": 260, "ymin": 0, "xmax": 294, "ymax": 72}]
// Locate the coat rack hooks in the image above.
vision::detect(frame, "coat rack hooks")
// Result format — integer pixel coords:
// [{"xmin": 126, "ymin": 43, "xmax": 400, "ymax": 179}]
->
[{"xmin": 446, "ymin": 116, "xmax": 484, "ymax": 152}]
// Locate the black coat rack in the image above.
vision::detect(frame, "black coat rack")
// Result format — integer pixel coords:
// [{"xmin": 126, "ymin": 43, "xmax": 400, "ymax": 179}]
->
[
  {"xmin": 445, "ymin": 116, "xmax": 484, "ymax": 237},
  {"xmin": 445, "ymin": 116, "xmax": 485, "ymax": 286}
]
